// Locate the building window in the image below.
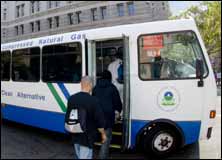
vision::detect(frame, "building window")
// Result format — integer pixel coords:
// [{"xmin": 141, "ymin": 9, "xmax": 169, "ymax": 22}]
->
[
  {"xmin": 91, "ymin": 8, "xmax": 97, "ymax": 21},
  {"xmin": 30, "ymin": 22, "xmax": 34, "ymax": 32},
  {"xmin": 16, "ymin": 4, "xmax": 25, "ymax": 17},
  {"xmin": 36, "ymin": 20, "xmax": 40, "ymax": 31},
  {"xmin": 3, "ymin": 9, "xmax": 7, "ymax": 20},
  {"xmin": 21, "ymin": 4, "xmax": 25, "ymax": 16},
  {"xmin": 117, "ymin": 3, "xmax": 124, "ymax": 17},
  {"xmin": 55, "ymin": 1, "xmax": 60, "ymax": 7},
  {"xmin": 55, "ymin": 16, "xmax": 59, "ymax": 28},
  {"xmin": 76, "ymin": 11, "xmax": 81, "ymax": 24},
  {"xmin": 100, "ymin": 6, "xmax": 107, "ymax": 20},
  {"xmin": 3, "ymin": 30, "xmax": 6, "ymax": 37},
  {"xmin": 36, "ymin": 1, "xmax": 40, "ymax": 12},
  {"xmin": 48, "ymin": 18, "xmax": 52, "ymax": 29},
  {"xmin": 48, "ymin": 1, "xmax": 52, "ymax": 9},
  {"xmin": 31, "ymin": 1, "xmax": 35, "ymax": 13},
  {"xmin": 30, "ymin": 1, "xmax": 40, "ymax": 13},
  {"xmin": 68, "ymin": 13, "xmax": 73, "ymax": 25},
  {"xmin": 127, "ymin": 2, "xmax": 135, "ymax": 16},
  {"xmin": 15, "ymin": 26, "xmax": 19, "ymax": 35},
  {"xmin": 42, "ymin": 42, "xmax": 82, "ymax": 83},
  {"xmin": 12, "ymin": 47, "xmax": 40, "ymax": 82},
  {"xmin": 3, "ymin": 12, "xmax": 7, "ymax": 20},
  {"xmin": 20, "ymin": 25, "xmax": 24, "ymax": 35},
  {"xmin": 16, "ymin": 6, "xmax": 20, "ymax": 17}
]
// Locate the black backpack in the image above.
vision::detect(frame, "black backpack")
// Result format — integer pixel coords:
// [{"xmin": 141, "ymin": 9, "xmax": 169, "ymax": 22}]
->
[{"xmin": 65, "ymin": 107, "xmax": 87, "ymax": 133}]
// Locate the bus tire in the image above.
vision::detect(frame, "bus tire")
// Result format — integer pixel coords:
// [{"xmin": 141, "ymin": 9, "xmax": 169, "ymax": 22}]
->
[{"xmin": 143, "ymin": 125, "xmax": 179, "ymax": 157}]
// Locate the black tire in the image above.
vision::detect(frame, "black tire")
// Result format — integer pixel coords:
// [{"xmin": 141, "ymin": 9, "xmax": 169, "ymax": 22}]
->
[{"xmin": 142, "ymin": 125, "xmax": 179, "ymax": 158}]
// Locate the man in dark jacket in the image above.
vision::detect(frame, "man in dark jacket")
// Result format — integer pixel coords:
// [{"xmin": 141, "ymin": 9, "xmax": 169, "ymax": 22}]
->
[
  {"xmin": 65, "ymin": 76, "xmax": 107, "ymax": 159},
  {"xmin": 92, "ymin": 70, "xmax": 122, "ymax": 159}
]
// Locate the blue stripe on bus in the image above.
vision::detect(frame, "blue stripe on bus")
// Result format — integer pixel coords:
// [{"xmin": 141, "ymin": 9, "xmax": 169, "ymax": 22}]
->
[
  {"xmin": 131, "ymin": 119, "xmax": 201, "ymax": 149},
  {"xmin": 131, "ymin": 119, "xmax": 149, "ymax": 148},
  {"xmin": 2, "ymin": 105, "xmax": 201, "ymax": 148},
  {"xmin": 57, "ymin": 83, "xmax": 70, "ymax": 100},
  {"xmin": 2, "ymin": 104, "xmax": 67, "ymax": 134}
]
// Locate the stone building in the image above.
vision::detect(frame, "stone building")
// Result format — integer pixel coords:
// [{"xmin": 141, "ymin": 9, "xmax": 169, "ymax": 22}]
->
[{"xmin": 1, "ymin": 1, "xmax": 170, "ymax": 44}]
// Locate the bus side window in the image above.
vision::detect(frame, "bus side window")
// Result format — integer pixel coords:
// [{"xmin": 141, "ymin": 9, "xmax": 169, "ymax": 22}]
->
[
  {"xmin": 42, "ymin": 42, "xmax": 82, "ymax": 83},
  {"xmin": 1, "ymin": 51, "xmax": 11, "ymax": 81},
  {"xmin": 12, "ymin": 47, "xmax": 40, "ymax": 82}
]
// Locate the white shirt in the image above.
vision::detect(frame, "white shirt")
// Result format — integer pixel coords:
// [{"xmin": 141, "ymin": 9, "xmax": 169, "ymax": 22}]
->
[
  {"xmin": 108, "ymin": 58, "xmax": 123, "ymax": 103},
  {"xmin": 108, "ymin": 58, "xmax": 122, "ymax": 84}
]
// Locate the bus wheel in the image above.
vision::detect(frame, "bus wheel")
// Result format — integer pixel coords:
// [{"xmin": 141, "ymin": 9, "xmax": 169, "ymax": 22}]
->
[{"xmin": 143, "ymin": 126, "xmax": 179, "ymax": 157}]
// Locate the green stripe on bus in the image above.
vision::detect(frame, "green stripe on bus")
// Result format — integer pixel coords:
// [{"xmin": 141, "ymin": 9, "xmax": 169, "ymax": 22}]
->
[{"xmin": 47, "ymin": 83, "xmax": 67, "ymax": 113}]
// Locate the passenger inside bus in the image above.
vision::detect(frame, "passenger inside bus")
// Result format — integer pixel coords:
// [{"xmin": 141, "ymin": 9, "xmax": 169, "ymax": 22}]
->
[
  {"xmin": 71, "ymin": 55, "xmax": 82, "ymax": 82},
  {"xmin": 12, "ymin": 63, "xmax": 37, "ymax": 81},
  {"xmin": 108, "ymin": 48, "xmax": 124, "ymax": 102},
  {"xmin": 96, "ymin": 40, "xmax": 124, "ymax": 103},
  {"xmin": 1, "ymin": 61, "xmax": 10, "ymax": 81},
  {"xmin": 152, "ymin": 55, "xmax": 162, "ymax": 79}
]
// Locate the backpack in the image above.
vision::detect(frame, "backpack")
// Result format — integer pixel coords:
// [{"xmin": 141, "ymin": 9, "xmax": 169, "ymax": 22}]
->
[
  {"xmin": 65, "ymin": 107, "xmax": 87, "ymax": 133},
  {"xmin": 117, "ymin": 63, "xmax": 123, "ymax": 84}
]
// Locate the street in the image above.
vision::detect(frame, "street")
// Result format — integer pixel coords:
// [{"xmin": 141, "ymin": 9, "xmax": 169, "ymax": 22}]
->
[{"xmin": 1, "ymin": 94, "xmax": 221, "ymax": 159}]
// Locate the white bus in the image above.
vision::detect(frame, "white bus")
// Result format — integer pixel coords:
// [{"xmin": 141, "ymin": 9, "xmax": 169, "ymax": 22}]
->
[{"xmin": 1, "ymin": 19, "xmax": 217, "ymax": 156}]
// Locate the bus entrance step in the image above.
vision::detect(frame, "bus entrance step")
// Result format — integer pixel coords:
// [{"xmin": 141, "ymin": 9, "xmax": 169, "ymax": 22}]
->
[
  {"xmin": 112, "ymin": 131, "xmax": 122, "ymax": 136},
  {"xmin": 113, "ymin": 121, "xmax": 123, "ymax": 132},
  {"xmin": 94, "ymin": 142, "xmax": 121, "ymax": 149}
]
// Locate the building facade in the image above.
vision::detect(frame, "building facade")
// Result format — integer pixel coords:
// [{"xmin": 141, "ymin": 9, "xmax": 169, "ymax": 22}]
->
[{"xmin": 1, "ymin": 1, "xmax": 170, "ymax": 44}]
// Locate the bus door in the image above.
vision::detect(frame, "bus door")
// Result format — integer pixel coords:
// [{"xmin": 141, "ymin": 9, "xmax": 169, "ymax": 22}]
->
[
  {"xmin": 87, "ymin": 36, "xmax": 130, "ymax": 150},
  {"xmin": 86, "ymin": 39, "xmax": 96, "ymax": 86},
  {"xmin": 122, "ymin": 35, "xmax": 130, "ymax": 151}
]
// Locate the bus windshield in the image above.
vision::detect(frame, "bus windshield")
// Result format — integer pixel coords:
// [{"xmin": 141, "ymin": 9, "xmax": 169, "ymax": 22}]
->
[{"xmin": 138, "ymin": 31, "xmax": 208, "ymax": 80}]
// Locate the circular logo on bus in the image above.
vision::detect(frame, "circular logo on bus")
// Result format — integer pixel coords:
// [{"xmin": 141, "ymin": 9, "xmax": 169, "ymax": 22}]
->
[{"xmin": 157, "ymin": 87, "xmax": 180, "ymax": 112}]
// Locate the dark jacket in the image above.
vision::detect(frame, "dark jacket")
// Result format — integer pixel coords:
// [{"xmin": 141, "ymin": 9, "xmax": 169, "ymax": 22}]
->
[
  {"xmin": 65, "ymin": 92, "xmax": 105, "ymax": 148},
  {"xmin": 92, "ymin": 79, "xmax": 122, "ymax": 129}
]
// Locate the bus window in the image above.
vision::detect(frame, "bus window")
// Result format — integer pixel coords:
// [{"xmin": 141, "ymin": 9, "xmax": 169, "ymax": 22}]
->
[
  {"xmin": 1, "ymin": 51, "xmax": 11, "ymax": 81},
  {"xmin": 12, "ymin": 47, "xmax": 40, "ymax": 82},
  {"xmin": 138, "ymin": 31, "xmax": 208, "ymax": 80},
  {"xmin": 42, "ymin": 42, "xmax": 82, "ymax": 83}
]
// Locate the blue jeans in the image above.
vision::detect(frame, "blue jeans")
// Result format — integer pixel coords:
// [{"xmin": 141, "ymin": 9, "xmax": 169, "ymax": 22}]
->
[
  {"xmin": 73, "ymin": 144, "xmax": 93, "ymax": 159},
  {"xmin": 98, "ymin": 128, "xmax": 112, "ymax": 159}
]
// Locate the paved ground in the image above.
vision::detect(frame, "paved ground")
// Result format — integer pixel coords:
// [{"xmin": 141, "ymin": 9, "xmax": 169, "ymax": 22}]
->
[{"xmin": 1, "ymin": 91, "xmax": 221, "ymax": 159}]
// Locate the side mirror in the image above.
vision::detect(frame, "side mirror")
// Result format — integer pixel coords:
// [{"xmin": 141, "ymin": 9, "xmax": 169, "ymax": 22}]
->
[
  {"xmin": 196, "ymin": 59, "xmax": 204, "ymax": 87},
  {"xmin": 196, "ymin": 59, "xmax": 204, "ymax": 79}
]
